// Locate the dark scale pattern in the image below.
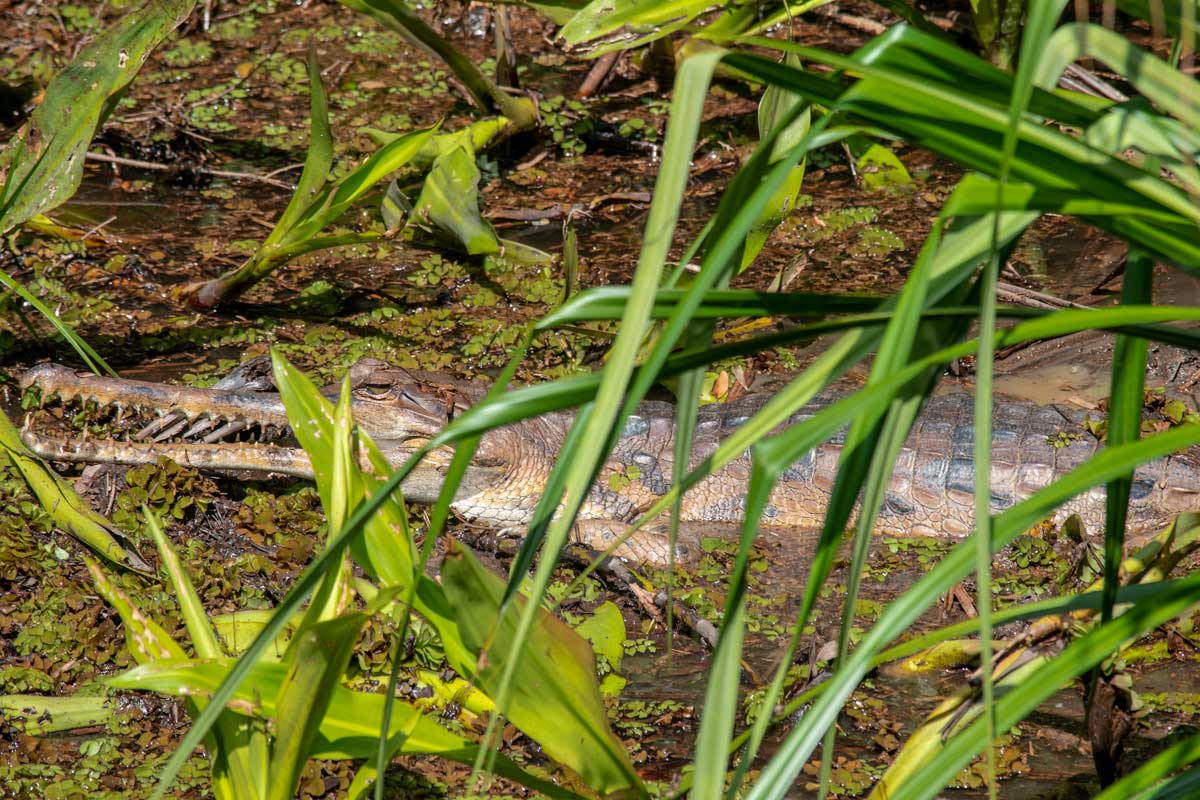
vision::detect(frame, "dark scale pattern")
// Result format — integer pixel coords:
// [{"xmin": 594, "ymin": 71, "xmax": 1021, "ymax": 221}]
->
[
  {"xmin": 629, "ymin": 450, "xmax": 670, "ymax": 494},
  {"xmin": 28, "ymin": 360, "xmax": 1200, "ymax": 565}
]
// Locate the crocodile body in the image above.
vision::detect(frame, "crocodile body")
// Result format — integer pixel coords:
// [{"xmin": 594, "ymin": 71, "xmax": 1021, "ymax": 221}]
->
[{"xmin": 19, "ymin": 362, "xmax": 1200, "ymax": 564}]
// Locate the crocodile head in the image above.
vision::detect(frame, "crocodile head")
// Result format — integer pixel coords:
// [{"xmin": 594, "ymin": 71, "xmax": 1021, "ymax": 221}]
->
[{"xmin": 17, "ymin": 360, "xmax": 508, "ymax": 504}]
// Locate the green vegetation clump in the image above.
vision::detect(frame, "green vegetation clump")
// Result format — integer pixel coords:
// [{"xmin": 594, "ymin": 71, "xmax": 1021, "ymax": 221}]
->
[{"xmin": 1, "ymin": 0, "xmax": 1198, "ymax": 796}]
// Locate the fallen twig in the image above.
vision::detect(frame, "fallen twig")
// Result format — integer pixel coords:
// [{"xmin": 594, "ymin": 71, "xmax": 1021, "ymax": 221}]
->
[
  {"xmin": 490, "ymin": 190, "xmax": 651, "ymax": 222},
  {"xmin": 85, "ymin": 151, "xmax": 296, "ymax": 190},
  {"xmin": 577, "ymin": 52, "xmax": 620, "ymax": 99}
]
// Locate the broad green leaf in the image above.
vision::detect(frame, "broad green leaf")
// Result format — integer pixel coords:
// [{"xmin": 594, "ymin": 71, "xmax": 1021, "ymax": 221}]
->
[
  {"xmin": 269, "ymin": 353, "xmax": 472, "ymax": 670},
  {"xmin": 268, "ymin": 352, "xmax": 637, "ymax": 789},
  {"xmin": 441, "ymin": 541, "xmax": 642, "ymax": 795},
  {"xmin": 558, "ymin": 0, "xmax": 716, "ymax": 47},
  {"xmin": 854, "ymin": 142, "xmax": 912, "ymax": 191},
  {"xmin": 106, "ymin": 657, "xmax": 574, "ymax": 797},
  {"xmin": 743, "ymin": 52, "xmax": 810, "ymax": 270},
  {"xmin": 411, "ymin": 144, "xmax": 501, "ymax": 255},
  {"xmin": 1034, "ymin": 23, "xmax": 1200, "ymax": 130},
  {"xmin": 270, "ymin": 355, "xmax": 415, "ymax": 578},
  {"xmin": 92, "ymin": 535, "xmax": 270, "ymax": 800},
  {"xmin": 573, "ymin": 600, "xmax": 626, "ymax": 670},
  {"xmin": 0, "ymin": 0, "xmax": 193, "ymax": 233},
  {"xmin": 268, "ymin": 615, "xmax": 368, "ymax": 800},
  {"xmin": 321, "ymin": 125, "xmax": 439, "ymax": 220},
  {"xmin": 210, "ymin": 610, "xmax": 298, "ymax": 658},
  {"xmin": 941, "ymin": 173, "xmax": 1198, "ymax": 222},
  {"xmin": 573, "ymin": 601, "xmax": 627, "ymax": 694},
  {"xmin": 1101, "ymin": 250, "xmax": 1153, "ymax": 623},
  {"xmin": 1083, "ymin": 106, "xmax": 1199, "ymax": 196},
  {"xmin": 107, "ymin": 657, "xmax": 469, "ymax": 758},
  {"xmin": 292, "ymin": 378, "xmax": 357, "ymax": 633},
  {"xmin": 364, "ymin": 117, "xmax": 511, "ymax": 171},
  {"xmin": 0, "ymin": 694, "xmax": 114, "ymax": 735}
]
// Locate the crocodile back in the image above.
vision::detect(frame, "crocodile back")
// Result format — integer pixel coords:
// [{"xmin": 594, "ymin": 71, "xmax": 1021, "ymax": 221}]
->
[{"xmin": 589, "ymin": 390, "xmax": 1199, "ymax": 540}]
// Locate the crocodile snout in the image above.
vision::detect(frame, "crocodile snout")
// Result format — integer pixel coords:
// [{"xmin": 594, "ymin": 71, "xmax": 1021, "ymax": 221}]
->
[{"xmin": 20, "ymin": 363, "xmax": 80, "ymax": 392}]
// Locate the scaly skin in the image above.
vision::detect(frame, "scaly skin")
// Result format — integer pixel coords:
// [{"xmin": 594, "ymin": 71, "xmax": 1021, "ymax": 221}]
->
[{"xmin": 19, "ymin": 361, "xmax": 1200, "ymax": 564}]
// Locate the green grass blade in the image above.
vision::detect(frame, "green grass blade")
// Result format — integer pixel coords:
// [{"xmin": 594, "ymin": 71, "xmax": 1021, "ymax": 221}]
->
[
  {"xmin": 1035, "ymin": 23, "xmax": 1200, "ymax": 129},
  {"xmin": 478, "ymin": 47, "xmax": 725, "ymax": 794},
  {"xmin": 724, "ymin": 35, "xmax": 1200, "ymax": 266},
  {"xmin": 883, "ymin": 571, "xmax": 1200, "ymax": 800},
  {"xmin": 1094, "ymin": 730, "xmax": 1200, "ymax": 800},
  {"xmin": 494, "ymin": 48, "xmax": 724, "ymax": 590},
  {"xmin": 268, "ymin": 47, "xmax": 334, "ymax": 242},
  {"xmin": 744, "ymin": 424, "xmax": 1200, "ymax": 799},
  {"xmin": 0, "ymin": 271, "xmax": 113, "ymax": 375},
  {"xmin": 1102, "ymin": 249, "xmax": 1153, "ymax": 623}
]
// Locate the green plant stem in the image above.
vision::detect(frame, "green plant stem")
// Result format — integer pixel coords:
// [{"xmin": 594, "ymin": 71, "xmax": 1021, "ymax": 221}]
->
[{"xmin": 338, "ymin": 0, "xmax": 536, "ymax": 129}]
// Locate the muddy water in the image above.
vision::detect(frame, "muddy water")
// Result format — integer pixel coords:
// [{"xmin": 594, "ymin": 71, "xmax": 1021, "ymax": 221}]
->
[
  {"xmin": 15, "ymin": 178, "xmax": 1200, "ymax": 797},
  {"xmin": 11, "ymin": 120, "xmax": 1200, "ymax": 800},
  {"xmin": 620, "ymin": 524, "xmax": 1197, "ymax": 798}
]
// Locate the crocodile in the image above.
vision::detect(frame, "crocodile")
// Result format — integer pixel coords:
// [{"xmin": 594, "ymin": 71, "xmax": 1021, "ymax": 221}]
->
[{"xmin": 18, "ymin": 360, "xmax": 1200, "ymax": 564}]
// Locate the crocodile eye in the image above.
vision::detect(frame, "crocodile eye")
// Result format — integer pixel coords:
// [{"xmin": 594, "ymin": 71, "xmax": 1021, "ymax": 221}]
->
[{"xmin": 360, "ymin": 387, "xmax": 393, "ymax": 401}]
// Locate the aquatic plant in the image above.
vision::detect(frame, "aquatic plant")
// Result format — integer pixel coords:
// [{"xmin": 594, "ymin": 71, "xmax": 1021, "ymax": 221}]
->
[
  {"xmin": 5, "ymin": 0, "xmax": 1199, "ymax": 797},
  {"xmin": 0, "ymin": 0, "xmax": 195, "ymax": 373}
]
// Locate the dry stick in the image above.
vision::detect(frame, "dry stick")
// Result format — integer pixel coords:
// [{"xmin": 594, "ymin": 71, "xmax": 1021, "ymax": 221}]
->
[
  {"xmin": 559, "ymin": 543, "xmax": 721, "ymax": 648},
  {"xmin": 654, "ymin": 590, "xmax": 719, "ymax": 649},
  {"xmin": 577, "ymin": 52, "xmax": 621, "ymax": 99},
  {"xmin": 995, "ymin": 280, "xmax": 1092, "ymax": 311},
  {"xmin": 85, "ymin": 152, "xmax": 296, "ymax": 190},
  {"xmin": 988, "ymin": 281, "xmax": 1094, "ymax": 363},
  {"xmin": 80, "ymin": 215, "xmax": 117, "ymax": 240},
  {"xmin": 812, "ymin": 5, "xmax": 888, "ymax": 36},
  {"xmin": 1061, "ymin": 63, "xmax": 1129, "ymax": 102},
  {"xmin": 490, "ymin": 190, "xmax": 651, "ymax": 222}
]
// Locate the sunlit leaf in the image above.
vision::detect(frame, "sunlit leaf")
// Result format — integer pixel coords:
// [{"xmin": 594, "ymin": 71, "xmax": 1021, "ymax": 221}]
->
[
  {"xmin": 411, "ymin": 144, "xmax": 501, "ymax": 255},
  {"xmin": 0, "ymin": 0, "xmax": 194, "ymax": 233},
  {"xmin": 441, "ymin": 541, "xmax": 642, "ymax": 795}
]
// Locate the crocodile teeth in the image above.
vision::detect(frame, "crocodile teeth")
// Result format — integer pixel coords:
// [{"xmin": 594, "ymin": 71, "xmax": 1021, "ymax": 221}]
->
[
  {"xmin": 135, "ymin": 414, "xmax": 180, "ymax": 441},
  {"xmin": 203, "ymin": 420, "xmax": 248, "ymax": 443},
  {"xmin": 182, "ymin": 417, "xmax": 218, "ymax": 439},
  {"xmin": 152, "ymin": 417, "xmax": 191, "ymax": 442}
]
